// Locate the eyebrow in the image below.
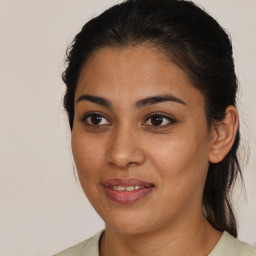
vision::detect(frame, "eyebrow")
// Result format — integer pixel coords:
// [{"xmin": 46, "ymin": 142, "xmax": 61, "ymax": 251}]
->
[
  {"xmin": 76, "ymin": 94, "xmax": 112, "ymax": 108},
  {"xmin": 76, "ymin": 94, "xmax": 186, "ymax": 108},
  {"xmin": 135, "ymin": 94, "xmax": 186, "ymax": 108}
]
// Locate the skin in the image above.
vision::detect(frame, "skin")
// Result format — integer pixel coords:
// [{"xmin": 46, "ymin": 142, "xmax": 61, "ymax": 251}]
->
[{"xmin": 71, "ymin": 45, "xmax": 238, "ymax": 256}]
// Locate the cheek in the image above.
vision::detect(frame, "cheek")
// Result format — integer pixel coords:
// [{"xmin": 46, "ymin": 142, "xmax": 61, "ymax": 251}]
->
[
  {"xmin": 148, "ymin": 136, "xmax": 210, "ymax": 218},
  {"xmin": 71, "ymin": 130, "xmax": 104, "ymax": 183},
  {"xmin": 147, "ymin": 129, "xmax": 210, "ymax": 186}
]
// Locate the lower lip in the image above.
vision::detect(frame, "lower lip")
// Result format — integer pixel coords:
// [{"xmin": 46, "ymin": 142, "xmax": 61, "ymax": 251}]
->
[{"xmin": 104, "ymin": 186, "xmax": 154, "ymax": 203}]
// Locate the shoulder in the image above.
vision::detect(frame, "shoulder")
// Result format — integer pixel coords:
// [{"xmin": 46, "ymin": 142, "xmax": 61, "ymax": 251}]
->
[
  {"xmin": 52, "ymin": 230, "xmax": 103, "ymax": 256},
  {"xmin": 210, "ymin": 231, "xmax": 256, "ymax": 256}
]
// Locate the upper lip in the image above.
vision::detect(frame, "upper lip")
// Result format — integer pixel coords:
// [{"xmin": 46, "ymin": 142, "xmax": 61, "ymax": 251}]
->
[{"xmin": 102, "ymin": 178, "xmax": 154, "ymax": 187}]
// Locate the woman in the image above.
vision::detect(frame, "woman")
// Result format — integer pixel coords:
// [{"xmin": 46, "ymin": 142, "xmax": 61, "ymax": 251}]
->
[{"xmin": 54, "ymin": 0, "xmax": 256, "ymax": 255}]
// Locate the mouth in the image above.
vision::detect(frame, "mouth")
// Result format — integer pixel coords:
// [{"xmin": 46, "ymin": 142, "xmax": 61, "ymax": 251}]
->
[{"xmin": 102, "ymin": 178, "xmax": 155, "ymax": 203}]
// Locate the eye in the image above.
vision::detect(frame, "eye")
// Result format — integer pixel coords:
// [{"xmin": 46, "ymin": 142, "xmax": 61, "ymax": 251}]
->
[
  {"xmin": 143, "ymin": 113, "xmax": 176, "ymax": 128},
  {"xmin": 81, "ymin": 113, "xmax": 111, "ymax": 126}
]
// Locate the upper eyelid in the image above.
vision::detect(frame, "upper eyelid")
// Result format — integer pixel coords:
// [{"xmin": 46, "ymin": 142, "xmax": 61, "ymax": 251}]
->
[
  {"xmin": 144, "ymin": 112, "xmax": 176, "ymax": 121},
  {"xmin": 80, "ymin": 111, "xmax": 108, "ymax": 118}
]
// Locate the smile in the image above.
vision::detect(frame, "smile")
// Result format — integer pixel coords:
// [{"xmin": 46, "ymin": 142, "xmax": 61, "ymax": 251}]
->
[{"xmin": 103, "ymin": 178, "xmax": 154, "ymax": 203}]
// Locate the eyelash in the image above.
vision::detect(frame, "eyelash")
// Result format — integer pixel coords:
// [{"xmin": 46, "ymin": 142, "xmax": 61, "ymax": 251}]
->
[{"xmin": 80, "ymin": 112, "xmax": 176, "ymax": 129}]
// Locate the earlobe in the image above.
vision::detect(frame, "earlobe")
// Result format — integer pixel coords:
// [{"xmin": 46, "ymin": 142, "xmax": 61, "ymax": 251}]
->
[{"xmin": 208, "ymin": 106, "xmax": 239, "ymax": 163}]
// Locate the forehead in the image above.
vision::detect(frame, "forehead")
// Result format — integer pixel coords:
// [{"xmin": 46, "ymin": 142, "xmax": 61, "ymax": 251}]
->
[{"xmin": 75, "ymin": 45, "xmax": 204, "ymax": 108}]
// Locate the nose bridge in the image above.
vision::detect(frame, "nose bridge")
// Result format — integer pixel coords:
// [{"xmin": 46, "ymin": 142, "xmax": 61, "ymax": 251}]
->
[{"xmin": 106, "ymin": 123, "xmax": 145, "ymax": 169}]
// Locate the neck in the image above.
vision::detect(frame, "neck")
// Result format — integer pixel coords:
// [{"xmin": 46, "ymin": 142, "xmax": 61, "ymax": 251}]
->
[{"xmin": 100, "ymin": 213, "xmax": 221, "ymax": 256}]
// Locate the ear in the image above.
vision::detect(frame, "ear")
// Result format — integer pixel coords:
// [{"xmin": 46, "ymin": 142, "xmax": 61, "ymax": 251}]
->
[{"xmin": 208, "ymin": 105, "xmax": 239, "ymax": 164}]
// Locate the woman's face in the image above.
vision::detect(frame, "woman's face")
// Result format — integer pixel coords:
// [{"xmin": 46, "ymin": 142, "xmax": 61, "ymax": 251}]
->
[{"xmin": 72, "ymin": 45, "xmax": 214, "ymax": 235}]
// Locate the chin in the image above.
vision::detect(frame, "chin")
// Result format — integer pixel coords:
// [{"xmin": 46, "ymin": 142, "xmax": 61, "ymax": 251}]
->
[{"xmin": 104, "ymin": 211, "xmax": 154, "ymax": 235}]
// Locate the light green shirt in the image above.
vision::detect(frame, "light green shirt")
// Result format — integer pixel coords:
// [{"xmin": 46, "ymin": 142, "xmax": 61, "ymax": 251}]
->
[{"xmin": 53, "ymin": 231, "xmax": 256, "ymax": 256}]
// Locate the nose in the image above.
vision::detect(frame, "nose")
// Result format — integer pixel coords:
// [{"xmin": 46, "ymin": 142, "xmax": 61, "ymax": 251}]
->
[{"xmin": 106, "ymin": 126, "xmax": 146, "ymax": 169}]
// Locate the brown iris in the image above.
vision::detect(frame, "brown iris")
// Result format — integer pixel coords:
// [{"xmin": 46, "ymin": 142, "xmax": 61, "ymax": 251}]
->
[
  {"xmin": 90, "ymin": 114, "xmax": 103, "ymax": 125},
  {"xmin": 151, "ymin": 115, "xmax": 163, "ymax": 126}
]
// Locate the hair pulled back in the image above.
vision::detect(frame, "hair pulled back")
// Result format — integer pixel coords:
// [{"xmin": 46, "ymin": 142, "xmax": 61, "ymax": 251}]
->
[{"xmin": 62, "ymin": 0, "xmax": 242, "ymax": 237}]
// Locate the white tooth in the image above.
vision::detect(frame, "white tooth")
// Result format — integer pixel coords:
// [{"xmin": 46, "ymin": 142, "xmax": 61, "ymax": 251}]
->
[
  {"xmin": 112, "ymin": 186, "xmax": 125, "ymax": 191},
  {"xmin": 112, "ymin": 185, "xmax": 146, "ymax": 191},
  {"xmin": 126, "ymin": 186, "xmax": 135, "ymax": 191}
]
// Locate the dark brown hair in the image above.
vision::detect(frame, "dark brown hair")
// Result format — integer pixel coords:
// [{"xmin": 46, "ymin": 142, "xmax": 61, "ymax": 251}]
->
[{"xmin": 62, "ymin": 0, "xmax": 242, "ymax": 237}]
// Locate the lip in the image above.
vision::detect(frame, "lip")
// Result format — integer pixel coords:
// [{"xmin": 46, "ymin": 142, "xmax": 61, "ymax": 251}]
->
[{"xmin": 102, "ymin": 178, "xmax": 155, "ymax": 204}]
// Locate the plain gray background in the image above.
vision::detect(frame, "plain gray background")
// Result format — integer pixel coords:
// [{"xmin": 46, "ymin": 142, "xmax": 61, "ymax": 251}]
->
[{"xmin": 0, "ymin": 0, "xmax": 255, "ymax": 255}]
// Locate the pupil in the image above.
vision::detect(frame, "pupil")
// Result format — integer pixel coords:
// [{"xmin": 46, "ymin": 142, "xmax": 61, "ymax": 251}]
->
[
  {"xmin": 151, "ymin": 115, "xmax": 163, "ymax": 126},
  {"xmin": 91, "ymin": 114, "xmax": 102, "ymax": 124}
]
